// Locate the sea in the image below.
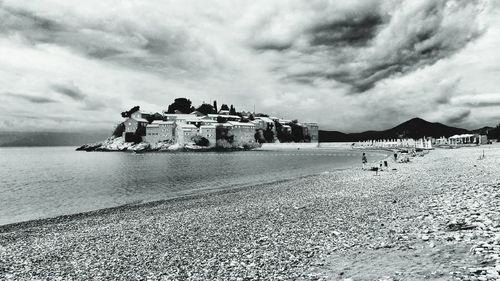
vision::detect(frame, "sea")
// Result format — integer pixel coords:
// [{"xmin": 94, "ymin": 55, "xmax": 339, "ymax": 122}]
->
[{"xmin": 0, "ymin": 147, "xmax": 388, "ymax": 226}]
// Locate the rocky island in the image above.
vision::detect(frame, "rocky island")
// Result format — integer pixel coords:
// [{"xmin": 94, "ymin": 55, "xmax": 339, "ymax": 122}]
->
[{"xmin": 77, "ymin": 98, "xmax": 319, "ymax": 152}]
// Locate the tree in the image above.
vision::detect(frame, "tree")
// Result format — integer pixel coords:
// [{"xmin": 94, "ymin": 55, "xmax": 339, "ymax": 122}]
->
[
  {"xmin": 192, "ymin": 135, "xmax": 210, "ymax": 146},
  {"xmin": 229, "ymin": 104, "xmax": 237, "ymax": 115},
  {"xmin": 121, "ymin": 106, "xmax": 140, "ymax": 118},
  {"xmin": 255, "ymin": 129, "xmax": 266, "ymax": 143},
  {"xmin": 213, "ymin": 100, "xmax": 218, "ymax": 113},
  {"xmin": 216, "ymin": 125, "xmax": 234, "ymax": 148},
  {"xmin": 166, "ymin": 98, "xmax": 194, "ymax": 114},
  {"xmin": 146, "ymin": 112, "xmax": 163, "ymax": 123},
  {"xmin": 112, "ymin": 122, "xmax": 125, "ymax": 138},
  {"xmin": 220, "ymin": 104, "xmax": 229, "ymax": 112},
  {"xmin": 490, "ymin": 124, "xmax": 500, "ymax": 141},
  {"xmin": 290, "ymin": 122, "xmax": 305, "ymax": 142},
  {"xmin": 196, "ymin": 103, "xmax": 216, "ymax": 115},
  {"xmin": 263, "ymin": 129, "xmax": 274, "ymax": 143}
]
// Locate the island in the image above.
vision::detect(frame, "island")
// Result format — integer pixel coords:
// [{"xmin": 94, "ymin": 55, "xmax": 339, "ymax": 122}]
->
[{"xmin": 77, "ymin": 98, "xmax": 319, "ymax": 152}]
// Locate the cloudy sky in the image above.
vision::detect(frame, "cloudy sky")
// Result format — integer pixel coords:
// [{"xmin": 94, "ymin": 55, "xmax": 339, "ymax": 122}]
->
[{"xmin": 1, "ymin": 0, "xmax": 499, "ymax": 132}]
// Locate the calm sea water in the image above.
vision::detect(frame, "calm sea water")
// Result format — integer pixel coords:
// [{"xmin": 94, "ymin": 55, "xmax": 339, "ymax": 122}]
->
[{"xmin": 0, "ymin": 147, "xmax": 388, "ymax": 225}]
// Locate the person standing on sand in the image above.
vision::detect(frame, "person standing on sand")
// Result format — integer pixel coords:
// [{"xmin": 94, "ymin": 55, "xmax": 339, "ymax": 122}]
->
[{"xmin": 362, "ymin": 153, "xmax": 368, "ymax": 169}]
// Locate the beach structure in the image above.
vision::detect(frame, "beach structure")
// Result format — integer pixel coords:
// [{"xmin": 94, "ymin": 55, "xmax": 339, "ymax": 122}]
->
[
  {"xmin": 435, "ymin": 137, "xmax": 448, "ymax": 145},
  {"xmin": 415, "ymin": 138, "xmax": 433, "ymax": 149},
  {"xmin": 448, "ymin": 134, "xmax": 488, "ymax": 145},
  {"xmin": 448, "ymin": 134, "xmax": 475, "ymax": 145},
  {"xmin": 355, "ymin": 138, "xmax": 434, "ymax": 149}
]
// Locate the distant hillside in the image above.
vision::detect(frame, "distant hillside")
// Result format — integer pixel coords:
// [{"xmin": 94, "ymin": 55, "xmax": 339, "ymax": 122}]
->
[
  {"xmin": 320, "ymin": 118, "xmax": 471, "ymax": 142},
  {"xmin": 0, "ymin": 131, "xmax": 111, "ymax": 147},
  {"xmin": 472, "ymin": 126, "xmax": 494, "ymax": 135}
]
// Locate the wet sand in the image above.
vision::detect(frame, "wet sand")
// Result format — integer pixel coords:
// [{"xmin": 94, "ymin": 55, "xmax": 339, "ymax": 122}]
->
[{"xmin": 1, "ymin": 144, "xmax": 499, "ymax": 280}]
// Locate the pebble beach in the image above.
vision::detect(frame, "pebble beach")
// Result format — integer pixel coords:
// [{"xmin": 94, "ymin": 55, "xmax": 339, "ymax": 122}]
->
[{"xmin": 1, "ymin": 144, "xmax": 500, "ymax": 280}]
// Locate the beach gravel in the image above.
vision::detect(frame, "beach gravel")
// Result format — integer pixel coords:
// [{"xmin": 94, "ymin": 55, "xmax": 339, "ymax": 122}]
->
[{"xmin": 1, "ymin": 144, "xmax": 500, "ymax": 280}]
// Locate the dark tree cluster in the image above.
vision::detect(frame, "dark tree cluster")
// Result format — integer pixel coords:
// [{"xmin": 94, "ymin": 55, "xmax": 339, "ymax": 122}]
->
[
  {"xmin": 489, "ymin": 124, "xmax": 500, "ymax": 141},
  {"xmin": 166, "ymin": 98, "xmax": 195, "ymax": 114},
  {"xmin": 121, "ymin": 106, "xmax": 140, "ymax": 118},
  {"xmin": 146, "ymin": 112, "xmax": 164, "ymax": 123},
  {"xmin": 216, "ymin": 125, "xmax": 234, "ymax": 143},
  {"xmin": 196, "ymin": 103, "xmax": 216, "ymax": 115},
  {"xmin": 112, "ymin": 123, "xmax": 125, "ymax": 138},
  {"xmin": 192, "ymin": 135, "xmax": 210, "ymax": 146}
]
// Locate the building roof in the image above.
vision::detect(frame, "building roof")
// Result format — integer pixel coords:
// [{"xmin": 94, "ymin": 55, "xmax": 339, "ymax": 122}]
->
[
  {"xmin": 146, "ymin": 124, "xmax": 160, "ymax": 128},
  {"xmin": 216, "ymin": 123, "xmax": 233, "ymax": 127},
  {"xmin": 255, "ymin": 117, "xmax": 274, "ymax": 123},
  {"xmin": 227, "ymin": 121, "xmax": 256, "ymax": 127},
  {"xmin": 207, "ymin": 114, "xmax": 241, "ymax": 120},
  {"xmin": 129, "ymin": 116, "xmax": 149, "ymax": 123},
  {"xmin": 152, "ymin": 120, "xmax": 174, "ymax": 125},
  {"xmin": 178, "ymin": 123, "xmax": 197, "ymax": 129},
  {"xmin": 449, "ymin": 134, "xmax": 475, "ymax": 139},
  {"xmin": 163, "ymin": 113, "xmax": 194, "ymax": 118},
  {"xmin": 200, "ymin": 124, "xmax": 216, "ymax": 129}
]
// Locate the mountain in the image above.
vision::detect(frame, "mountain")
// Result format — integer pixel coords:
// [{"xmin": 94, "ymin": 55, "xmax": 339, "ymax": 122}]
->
[
  {"xmin": 0, "ymin": 131, "xmax": 111, "ymax": 147},
  {"xmin": 319, "ymin": 117, "xmax": 471, "ymax": 142},
  {"xmin": 472, "ymin": 126, "xmax": 494, "ymax": 135}
]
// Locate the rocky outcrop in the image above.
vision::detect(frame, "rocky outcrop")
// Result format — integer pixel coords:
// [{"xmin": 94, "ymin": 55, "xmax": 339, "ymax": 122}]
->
[{"xmin": 76, "ymin": 136, "xmax": 260, "ymax": 152}]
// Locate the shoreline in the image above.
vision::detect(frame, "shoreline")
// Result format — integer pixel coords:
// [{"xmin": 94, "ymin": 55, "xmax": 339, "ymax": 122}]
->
[
  {"xmin": 0, "ymin": 173, "xmax": 322, "ymax": 232},
  {"xmin": 0, "ymin": 149, "xmax": 391, "ymax": 229},
  {"xmin": 2, "ymin": 145, "xmax": 498, "ymax": 279}
]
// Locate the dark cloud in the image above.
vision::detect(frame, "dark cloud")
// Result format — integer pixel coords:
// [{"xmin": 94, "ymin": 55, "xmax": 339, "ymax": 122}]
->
[
  {"xmin": 51, "ymin": 83, "xmax": 86, "ymax": 100},
  {"xmin": 445, "ymin": 109, "xmax": 471, "ymax": 124},
  {"xmin": 252, "ymin": 41, "xmax": 292, "ymax": 52},
  {"xmin": 50, "ymin": 82, "xmax": 119, "ymax": 111},
  {"xmin": 0, "ymin": 6, "xmax": 129, "ymax": 60},
  {"xmin": 309, "ymin": 13, "xmax": 384, "ymax": 47},
  {"xmin": 252, "ymin": 0, "xmax": 485, "ymax": 93},
  {"xmin": 4, "ymin": 92, "xmax": 57, "ymax": 104},
  {"xmin": 0, "ymin": 6, "xmax": 66, "ymax": 37},
  {"xmin": 0, "ymin": 5, "xmax": 200, "ymax": 72}
]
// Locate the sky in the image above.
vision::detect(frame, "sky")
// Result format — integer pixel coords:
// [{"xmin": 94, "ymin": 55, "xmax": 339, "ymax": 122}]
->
[{"xmin": 1, "ymin": 0, "xmax": 499, "ymax": 133}]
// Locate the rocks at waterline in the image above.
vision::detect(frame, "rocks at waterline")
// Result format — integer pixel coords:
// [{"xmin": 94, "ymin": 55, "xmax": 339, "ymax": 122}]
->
[{"xmin": 76, "ymin": 136, "xmax": 260, "ymax": 152}]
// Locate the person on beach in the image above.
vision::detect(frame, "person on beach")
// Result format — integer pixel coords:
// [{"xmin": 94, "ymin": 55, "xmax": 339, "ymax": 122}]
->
[{"xmin": 362, "ymin": 153, "xmax": 367, "ymax": 169}]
